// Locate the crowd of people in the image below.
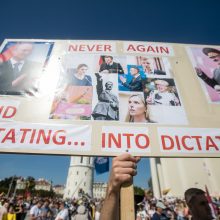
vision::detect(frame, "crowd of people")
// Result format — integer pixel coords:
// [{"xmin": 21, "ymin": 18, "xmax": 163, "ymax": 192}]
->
[
  {"xmin": 1, "ymin": 153, "xmax": 220, "ymax": 220},
  {"xmin": 0, "ymin": 188, "xmax": 220, "ymax": 220},
  {"xmin": 0, "ymin": 194, "xmax": 105, "ymax": 220}
]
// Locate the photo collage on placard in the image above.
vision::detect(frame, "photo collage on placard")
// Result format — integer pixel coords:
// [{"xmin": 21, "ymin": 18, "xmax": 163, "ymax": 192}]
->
[
  {"xmin": 49, "ymin": 54, "xmax": 187, "ymax": 124},
  {"xmin": 0, "ymin": 41, "xmax": 54, "ymax": 97}
]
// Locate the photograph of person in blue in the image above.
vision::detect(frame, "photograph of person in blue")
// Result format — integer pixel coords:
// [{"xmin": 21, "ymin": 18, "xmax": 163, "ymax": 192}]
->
[{"xmin": 119, "ymin": 65, "xmax": 144, "ymax": 92}]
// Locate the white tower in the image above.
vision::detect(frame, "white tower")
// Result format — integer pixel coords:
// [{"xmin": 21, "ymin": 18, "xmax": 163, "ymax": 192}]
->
[{"xmin": 64, "ymin": 156, "xmax": 94, "ymax": 199}]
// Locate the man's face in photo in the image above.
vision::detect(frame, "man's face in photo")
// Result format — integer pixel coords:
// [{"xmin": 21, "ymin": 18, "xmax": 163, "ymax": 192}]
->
[
  {"xmin": 12, "ymin": 43, "xmax": 33, "ymax": 61},
  {"xmin": 207, "ymin": 52, "xmax": 220, "ymax": 66},
  {"xmin": 105, "ymin": 81, "xmax": 113, "ymax": 90},
  {"xmin": 105, "ymin": 56, "xmax": 113, "ymax": 65}
]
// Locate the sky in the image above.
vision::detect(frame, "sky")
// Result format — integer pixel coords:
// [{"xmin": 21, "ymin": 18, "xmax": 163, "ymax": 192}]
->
[{"xmin": 0, "ymin": 0, "xmax": 220, "ymax": 189}]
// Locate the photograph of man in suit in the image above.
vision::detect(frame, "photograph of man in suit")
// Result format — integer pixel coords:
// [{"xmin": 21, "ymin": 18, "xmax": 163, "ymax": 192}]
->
[
  {"xmin": 92, "ymin": 73, "xmax": 119, "ymax": 120},
  {"xmin": 119, "ymin": 66, "xmax": 143, "ymax": 91},
  {"xmin": 99, "ymin": 55, "xmax": 124, "ymax": 74},
  {"xmin": 0, "ymin": 42, "xmax": 44, "ymax": 95},
  {"xmin": 140, "ymin": 57, "xmax": 166, "ymax": 75}
]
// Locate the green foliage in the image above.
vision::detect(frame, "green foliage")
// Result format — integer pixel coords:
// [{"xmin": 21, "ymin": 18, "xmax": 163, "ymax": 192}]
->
[
  {"xmin": 33, "ymin": 190, "xmax": 55, "ymax": 198},
  {"xmin": 26, "ymin": 176, "xmax": 36, "ymax": 191},
  {"xmin": 134, "ymin": 186, "xmax": 144, "ymax": 196}
]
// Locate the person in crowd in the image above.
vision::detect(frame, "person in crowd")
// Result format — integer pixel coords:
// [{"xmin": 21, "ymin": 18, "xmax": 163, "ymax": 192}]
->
[
  {"xmin": 0, "ymin": 200, "xmax": 9, "ymax": 220},
  {"xmin": 49, "ymin": 202, "xmax": 59, "ymax": 219},
  {"xmin": 148, "ymin": 203, "xmax": 156, "ymax": 218},
  {"xmin": 29, "ymin": 200, "xmax": 43, "ymax": 220},
  {"xmin": 174, "ymin": 201, "xmax": 188, "ymax": 220},
  {"xmin": 99, "ymin": 55, "xmax": 124, "ymax": 74},
  {"xmin": 0, "ymin": 42, "xmax": 43, "ymax": 95},
  {"xmin": 66, "ymin": 64, "xmax": 92, "ymax": 86},
  {"xmin": 6, "ymin": 205, "xmax": 16, "ymax": 220},
  {"xmin": 14, "ymin": 198, "xmax": 26, "ymax": 220},
  {"xmin": 41, "ymin": 199, "xmax": 50, "ymax": 220},
  {"xmin": 184, "ymin": 188, "xmax": 215, "ymax": 220},
  {"xmin": 119, "ymin": 66, "xmax": 143, "ymax": 91},
  {"xmin": 55, "ymin": 202, "xmax": 69, "ymax": 220},
  {"xmin": 151, "ymin": 201, "xmax": 169, "ymax": 220},
  {"xmin": 72, "ymin": 204, "xmax": 88, "ymax": 220},
  {"xmin": 195, "ymin": 48, "xmax": 220, "ymax": 94},
  {"xmin": 136, "ymin": 203, "xmax": 150, "ymax": 220},
  {"xmin": 126, "ymin": 94, "xmax": 154, "ymax": 123},
  {"xmin": 140, "ymin": 57, "xmax": 166, "ymax": 75},
  {"xmin": 92, "ymin": 73, "xmax": 119, "ymax": 120},
  {"xmin": 100, "ymin": 153, "xmax": 140, "ymax": 220},
  {"xmin": 146, "ymin": 79, "xmax": 180, "ymax": 106},
  {"xmin": 94, "ymin": 203, "xmax": 102, "ymax": 220}
]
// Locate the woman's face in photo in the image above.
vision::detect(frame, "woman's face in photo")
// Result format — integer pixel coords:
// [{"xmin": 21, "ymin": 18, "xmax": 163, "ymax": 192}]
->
[
  {"xmin": 128, "ymin": 95, "xmax": 146, "ymax": 116},
  {"xmin": 77, "ymin": 66, "xmax": 88, "ymax": 75}
]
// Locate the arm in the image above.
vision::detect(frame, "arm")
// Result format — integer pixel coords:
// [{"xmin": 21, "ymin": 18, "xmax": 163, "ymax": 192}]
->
[
  {"xmin": 99, "ymin": 64, "xmax": 109, "ymax": 73},
  {"xmin": 195, "ymin": 67, "xmax": 219, "ymax": 88},
  {"xmin": 146, "ymin": 91, "xmax": 155, "ymax": 104},
  {"xmin": 95, "ymin": 73, "xmax": 103, "ymax": 96},
  {"xmin": 100, "ymin": 153, "xmax": 140, "ymax": 220},
  {"xmin": 117, "ymin": 63, "xmax": 124, "ymax": 74},
  {"xmin": 121, "ymin": 76, "xmax": 143, "ymax": 91}
]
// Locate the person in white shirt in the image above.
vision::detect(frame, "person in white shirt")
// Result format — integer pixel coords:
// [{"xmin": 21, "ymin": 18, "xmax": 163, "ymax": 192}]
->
[
  {"xmin": 55, "ymin": 202, "xmax": 69, "ymax": 220},
  {"xmin": 29, "ymin": 200, "xmax": 43, "ymax": 220}
]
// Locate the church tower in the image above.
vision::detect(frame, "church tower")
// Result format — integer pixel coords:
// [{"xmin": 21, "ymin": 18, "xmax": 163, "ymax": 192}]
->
[{"xmin": 64, "ymin": 156, "xmax": 94, "ymax": 199}]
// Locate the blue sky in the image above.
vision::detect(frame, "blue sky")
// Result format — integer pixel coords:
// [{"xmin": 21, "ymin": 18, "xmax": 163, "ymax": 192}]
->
[
  {"xmin": 0, "ymin": 0, "xmax": 220, "ymax": 188},
  {"xmin": 0, "ymin": 154, "xmax": 150, "ymax": 188}
]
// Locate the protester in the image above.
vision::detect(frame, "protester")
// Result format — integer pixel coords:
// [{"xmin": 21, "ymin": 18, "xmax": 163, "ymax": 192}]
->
[
  {"xmin": 29, "ymin": 200, "xmax": 43, "ymax": 220},
  {"xmin": 151, "ymin": 201, "xmax": 169, "ymax": 220},
  {"xmin": 100, "ymin": 153, "xmax": 140, "ymax": 220},
  {"xmin": 6, "ymin": 205, "xmax": 16, "ymax": 220},
  {"xmin": 55, "ymin": 202, "xmax": 68, "ymax": 220},
  {"xmin": 184, "ymin": 188, "xmax": 215, "ymax": 220},
  {"xmin": 0, "ymin": 200, "xmax": 9, "ymax": 220}
]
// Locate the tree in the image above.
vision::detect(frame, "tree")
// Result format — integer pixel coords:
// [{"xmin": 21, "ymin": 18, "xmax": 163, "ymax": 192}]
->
[
  {"xmin": 0, "ymin": 176, "xmax": 17, "ymax": 196},
  {"xmin": 26, "ymin": 176, "xmax": 35, "ymax": 191},
  {"xmin": 134, "ymin": 186, "xmax": 144, "ymax": 196}
]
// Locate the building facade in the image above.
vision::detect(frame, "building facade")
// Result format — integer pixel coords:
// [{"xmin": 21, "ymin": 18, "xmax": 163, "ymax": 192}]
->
[
  {"xmin": 93, "ymin": 182, "xmax": 107, "ymax": 199},
  {"xmin": 35, "ymin": 178, "xmax": 51, "ymax": 191},
  {"xmin": 53, "ymin": 185, "xmax": 65, "ymax": 196},
  {"xmin": 150, "ymin": 158, "xmax": 220, "ymax": 198}
]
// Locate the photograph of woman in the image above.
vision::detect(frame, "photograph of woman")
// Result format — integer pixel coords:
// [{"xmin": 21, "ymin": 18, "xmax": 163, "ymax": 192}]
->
[
  {"xmin": 66, "ymin": 63, "xmax": 92, "ymax": 86},
  {"xmin": 125, "ymin": 94, "xmax": 154, "ymax": 123}
]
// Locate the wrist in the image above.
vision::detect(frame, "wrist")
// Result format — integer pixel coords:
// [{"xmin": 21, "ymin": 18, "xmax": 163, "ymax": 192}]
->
[{"xmin": 106, "ymin": 183, "xmax": 120, "ymax": 199}]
